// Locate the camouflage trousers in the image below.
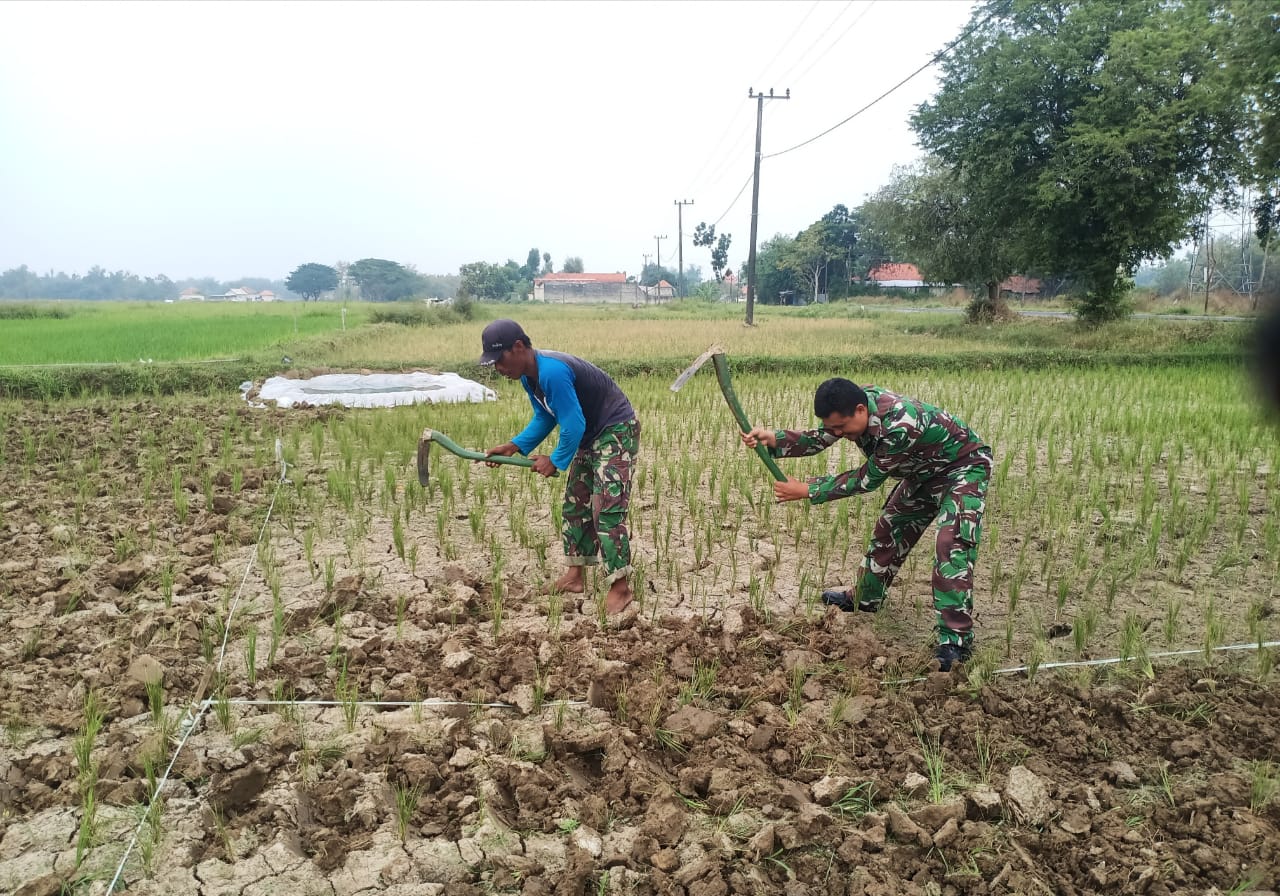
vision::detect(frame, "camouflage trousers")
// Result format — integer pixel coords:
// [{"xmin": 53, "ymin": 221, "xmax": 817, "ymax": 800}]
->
[
  {"xmin": 856, "ymin": 450, "xmax": 992, "ymax": 648},
  {"xmin": 562, "ymin": 419, "xmax": 640, "ymax": 584}
]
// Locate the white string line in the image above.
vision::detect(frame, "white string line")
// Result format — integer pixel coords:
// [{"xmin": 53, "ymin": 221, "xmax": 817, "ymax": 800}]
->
[
  {"xmin": 216, "ymin": 442, "xmax": 289, "ymax": 669},
  {"xmin": 106, "ymin": 700, "xmax": 211, "ymax": 894},
  {"xmin": 225, "ymin": 698, "xmax": 588, "ymax": 709},
  {"xmin": 103, "ymin": 637, "xmax": 1280, "ymax": 889},
  {"xmin": 108, "ymin": 442, "xmax": 288, "ymax": 894},
  {"xmin": 102, "ymin": 691, "xmax": 590, "ymax": 892},
  {"xmin": 886, "ymin": 638, "xmax": 1280, "ymax": 686}
]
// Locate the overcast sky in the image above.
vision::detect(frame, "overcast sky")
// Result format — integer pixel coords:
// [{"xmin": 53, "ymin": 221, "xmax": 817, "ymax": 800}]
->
[{"xmin": 0, "ymin": 0, "xmax": 976, "ymax": 282}]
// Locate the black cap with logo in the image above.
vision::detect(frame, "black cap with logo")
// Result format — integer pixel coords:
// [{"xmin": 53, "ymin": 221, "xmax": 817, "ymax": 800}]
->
[{"xmin": 479, "ymin": 319, "xmax": 531, "ymax": 365}]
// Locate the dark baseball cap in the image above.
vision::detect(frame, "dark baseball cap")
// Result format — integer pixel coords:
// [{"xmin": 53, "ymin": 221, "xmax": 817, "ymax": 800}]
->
[{"xmin": 479, "ymin": 319, "xmax": 531, "ymax": 365}]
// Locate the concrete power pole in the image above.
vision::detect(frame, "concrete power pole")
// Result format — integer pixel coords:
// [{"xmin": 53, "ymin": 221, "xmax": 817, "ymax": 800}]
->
[
  {"xmin": 745, "ymin": 87, "xmax": 789, "ymax": 326},
  {"xmin": 654, "ymin": 234, "xmax": 668, "ymax": 298},
  {"xmin": 674, "ymin": 199, "xmax": 694, "ymax": 298}
]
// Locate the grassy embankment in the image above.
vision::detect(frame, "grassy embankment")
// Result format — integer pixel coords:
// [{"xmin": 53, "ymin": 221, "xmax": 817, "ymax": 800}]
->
[{"xmin": 0, "ymin": 298, "xmax": 1254, "ymax": 399}]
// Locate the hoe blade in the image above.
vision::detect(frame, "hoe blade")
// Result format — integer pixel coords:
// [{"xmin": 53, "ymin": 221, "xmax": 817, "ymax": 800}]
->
[
  {"xmin": 670, "ymin": 344, "xmax": 724, "ymax": 392},
  {"xmin": 416, "ymin": 429, "xmax": 434, "ymax": 487}
]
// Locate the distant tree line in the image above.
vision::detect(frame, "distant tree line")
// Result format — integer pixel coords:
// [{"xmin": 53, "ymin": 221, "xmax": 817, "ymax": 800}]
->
[
  {"xmin": 458, "ymin": 248, "xmax": 559, "ymax": 301},
  {"xmin": 0, "ymin": 260, "xmax": 463, "ymax": 303},
  {"xmin": 287, "ymin": 260, "xmax": 460, "ymax": 302},
  {"xmin": 0, "ymin": 265, "xmax": 296, "ymax": 301}
]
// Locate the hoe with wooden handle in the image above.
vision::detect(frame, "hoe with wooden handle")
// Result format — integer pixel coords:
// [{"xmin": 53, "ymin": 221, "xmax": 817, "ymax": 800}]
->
[
  {"xmin": 670, "ymin": 344, "xmax": 786, "ymax": 482},
  {"xmin": 416, "ymin": 428, "xmax": 555, "ymax": 488}
]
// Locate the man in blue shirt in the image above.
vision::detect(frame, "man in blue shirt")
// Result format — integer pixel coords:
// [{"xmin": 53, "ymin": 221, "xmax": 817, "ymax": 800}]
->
[{"xmin": 481, "ymin": 320, "xmax": 641, "ymax": 614}]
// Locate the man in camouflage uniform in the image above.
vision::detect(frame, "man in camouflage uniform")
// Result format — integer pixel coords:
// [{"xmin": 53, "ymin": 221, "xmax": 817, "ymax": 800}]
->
[
  {"xmin": 481, "ymin": 320, "xmax": 640, "ymax": 614},
  {"xmin": 742, "ymin": 378, "xmax": 992, "ymax": 671}
]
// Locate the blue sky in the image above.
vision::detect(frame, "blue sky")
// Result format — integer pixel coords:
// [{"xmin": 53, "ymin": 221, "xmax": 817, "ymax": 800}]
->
[{"xmin": 0, "ymin": 0, "xmax": 976, "ymax": 281}]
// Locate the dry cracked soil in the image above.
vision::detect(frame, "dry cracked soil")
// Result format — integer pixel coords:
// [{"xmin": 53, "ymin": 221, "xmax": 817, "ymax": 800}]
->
[{"xmin": 1, "ymin": 400, "xmax": 1278, "ymax": 896}]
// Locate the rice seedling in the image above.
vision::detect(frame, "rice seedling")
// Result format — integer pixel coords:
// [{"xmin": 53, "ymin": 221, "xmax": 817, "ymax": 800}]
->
[
  {"xmin": 973, "ymin": 728, "xmax": 992, "ymax": 784},
  {"xmin": 831, "ymin": 782, "xmax": 878, "ymax": 821},
  {"xmin": 915, "ymin": 726, "xmax": 950, "ymax": 804},
  {"xmin": 1163, "ymin": 597, "xmax": 1183, "ymax": 647},
  {"xmin": 1249, "ymin": 760, "xmax": 1279, "ymax": 813},
  {"xmin": 20, "ymin": 627, "xmax": 41, "ymax": 661},
  {"xmin": 244, "ymin": 623, "xmax": 258, "ymax": 686},
  {"xmin": 391, "ymin": 778, "xmax": 425, "ymax": 842},
  {"xmin": 1156, "ymin": 761, "xmax": 1176, "ymax": 807},
  {"xmin": 1203, "ymin": 597, "xmax": 1227, "ymax": 663},
  {"xmin": 159, "ymin": 560, "xmax": 175, "ymax": 608},
  {"xmin": 324, "ymin": 556, "xmax": 337, "ymax": 596},
  {"xmin": 1025, "ymin": 639, "xmax": 1046, "ymax": 683},
  {"xmin": 212, "ymin": 674, "xmax": 234, "ymax": 733},
  {"xmin": 75, "ymin": 688, "xmax": 104, "ymax": 783},
  {"xmin": 678, "ymin": 659, "xmax": 719, "ymax": 706},
  {"xmin": 336, "ymin": 657, "xmax": 359, "ymax": 733}
]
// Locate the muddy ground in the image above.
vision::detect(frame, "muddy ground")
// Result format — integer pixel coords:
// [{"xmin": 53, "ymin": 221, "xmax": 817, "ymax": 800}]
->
[{"xmin": 1, "ymin": 400, "xmax": 1278, "ymax": 896}]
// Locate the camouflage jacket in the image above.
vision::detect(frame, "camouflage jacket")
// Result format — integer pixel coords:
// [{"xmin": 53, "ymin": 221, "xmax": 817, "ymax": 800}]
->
[{"xmin": 770, "ymin": 386, "xmax": 989, "ymax": 504}]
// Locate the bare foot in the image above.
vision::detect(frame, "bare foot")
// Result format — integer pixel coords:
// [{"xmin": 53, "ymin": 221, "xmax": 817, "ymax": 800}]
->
[
  {"xmin": 605, "ymin": 578, "xmax": 634, "ymax": 615},
  {"xmin": 553, "ymin": 568, "xmax": 585, "ymax": 594}
]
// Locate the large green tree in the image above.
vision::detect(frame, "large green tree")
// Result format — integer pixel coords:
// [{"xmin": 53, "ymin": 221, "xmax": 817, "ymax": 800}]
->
[
  {"xmin": 781, "ymin": 205, "xmax": 861, "ymax": 302},
  {"xmin": 639, "ymin": 263, "xmax": 678, "ymax": 289},
  {"xmin": 458, "ymin": 260, "xmax": 524, "ymax": 301},
  {"xmin": 815, "ymin": 204, "xmax": 860, "ymax": 295},
  {"xmin": 1223, "ymin": 1, "xmax": 1280, "ymax": 244},
  {"xmin": 913, "ymin": 0, "xmax": 1243, "ymax": 323},
  {"xmin": 348, "ymin": 258, "xmax": 423, "ymax": 302},
  {"xmin": 692, "ymin": 223, "xmax": 733, "ymax": 282},
  {"xmin": 862, "ymin": 157, "xmax": 1019, "ymax": 319},
  {"xmin": 522, "ymin": 248, "xmax": 542, "ymax": 281},
  {"xmin": 285, "ymin": 263, "xmax": 338, "ymax": 301},
  {"xmin": 562, "ymin": 256, "xmax": 585, "ymax": 274},
  {"xmin": 753, "ymin": 234, "xmax": 798, "ymax": 305}
]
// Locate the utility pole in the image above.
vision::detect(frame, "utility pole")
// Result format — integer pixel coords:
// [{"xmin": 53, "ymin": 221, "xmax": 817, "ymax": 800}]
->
[
  {"xmin": 654, "ymin": 234, "xmax": 668, "ymax": 298},
  {"xmin": 674, "ymin": 198, "xmax": 694, "ymax": 298},
  {"xmin": 745, "ymin": 87, "xmax": 789, "ymax": 326},
  {"xmin": 642, "ymin": 253, "xmax": 652, "ymax": 302}
]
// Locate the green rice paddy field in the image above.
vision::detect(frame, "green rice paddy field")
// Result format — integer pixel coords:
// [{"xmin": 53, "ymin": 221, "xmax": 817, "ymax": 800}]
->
[{"xmin": 2, "ymin": 298, "xmax": 1278, "ymax": 895}]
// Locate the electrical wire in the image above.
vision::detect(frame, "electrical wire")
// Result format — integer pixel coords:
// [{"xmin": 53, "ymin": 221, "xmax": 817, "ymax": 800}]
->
[
  {"xmin": 762, "ymin": 6, "xmax": 995, "ymax": 160},
  {"xmin": 767, "ymin": 0, "xmax": 861, "ymax": 89},
  {"xmin": 682, "ymin": 0, "xmax": 822, "ymax": 199},
  {"xmin": 710, "ymin": 169, "xmax": 756, "ymax": 228},
  {"xmin": 786, "ymin": 0, "xmax": 877, "ymax": 89}
]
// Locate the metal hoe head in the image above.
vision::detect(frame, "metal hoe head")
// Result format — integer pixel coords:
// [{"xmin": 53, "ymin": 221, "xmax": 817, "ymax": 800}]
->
[
  {"xmin": 670, "ymin": 343, "xmax": 725, "ymax": 392},
  {"xmin": 416, "ymin": 429, "xmax": 435, "ymax": 487}
]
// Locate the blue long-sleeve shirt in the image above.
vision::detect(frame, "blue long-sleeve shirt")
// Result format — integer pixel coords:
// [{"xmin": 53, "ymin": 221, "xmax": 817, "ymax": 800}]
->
[{"xmin": 510, "ymin": 351, "xmax": 634, "ymax": 470}]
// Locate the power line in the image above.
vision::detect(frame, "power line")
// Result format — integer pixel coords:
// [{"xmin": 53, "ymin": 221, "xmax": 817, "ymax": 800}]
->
[
  {"xmin": 753, "ymin": 0, "xmax": 826, "ymax": 86},
  {"xmin": 767, "ymin": 0, "xmax": 859, "ymax": 88},
  {"xmin": 787, "ymin": 0, "xmax": 877, "ymax": 89},
  {"xmin": 682, "ymin": 0, "xmax": 823, "ymax": 198},
  {"xmin": 711, "ymin": 170, "xmax": 755, "ymax": 228},
  {"xmin": 762, "ymin": 7, "xmax": 994, "ymax": 161}
]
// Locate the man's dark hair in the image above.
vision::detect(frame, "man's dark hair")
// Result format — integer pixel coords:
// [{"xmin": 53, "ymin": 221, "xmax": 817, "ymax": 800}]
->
[{"xmin": 814, "ymin": 378, "xmax": 868, "ymax": 418}]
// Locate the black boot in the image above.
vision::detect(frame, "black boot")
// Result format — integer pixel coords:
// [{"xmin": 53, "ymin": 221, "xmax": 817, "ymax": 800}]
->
[
  {"xmin": 935, "ymin": 642, "xmax": 973, "ymax": 672},
  {"xmin": 821, "ymin": 590, "xmax": 883, "ymax": 613}
]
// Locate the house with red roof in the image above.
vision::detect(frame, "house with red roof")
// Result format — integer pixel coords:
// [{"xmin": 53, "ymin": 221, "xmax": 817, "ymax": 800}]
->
[
  {"xmin": 867, "ymin": 263, "xmax": 926, "ymax": 290},
  {"xmin": 533, "ymin": 271, "xmax": 648, "ymax": 304},
  {"xmin": 999, "ymin": 275, "xmax": 1042, "ymax": 299},
  {"xmin": 646, "ymin": 279, "xmax": 676, "ymax": 300}
]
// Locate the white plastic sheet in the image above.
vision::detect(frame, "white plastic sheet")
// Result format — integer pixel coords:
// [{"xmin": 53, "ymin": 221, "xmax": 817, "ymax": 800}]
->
[{"xmin": 251, "ymin": 372, "xmax": 496, "ymax": 408}]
